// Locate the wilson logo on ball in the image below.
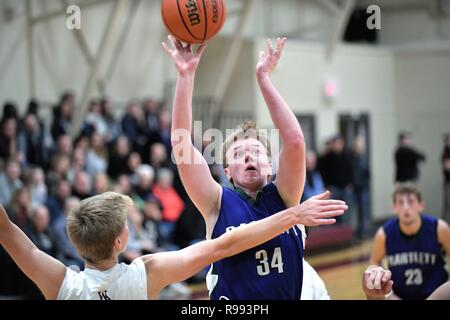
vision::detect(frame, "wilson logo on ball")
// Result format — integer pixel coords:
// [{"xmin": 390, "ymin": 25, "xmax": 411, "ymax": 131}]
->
[{"xmin": 161, "ymin": 0, "xmax": 227, "ymax": 44}]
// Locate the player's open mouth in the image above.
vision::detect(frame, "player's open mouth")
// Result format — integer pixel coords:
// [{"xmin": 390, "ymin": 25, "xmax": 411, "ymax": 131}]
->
[{"xmin": 245, "ymin": 165, "xmax": 257, "ymax": 172}]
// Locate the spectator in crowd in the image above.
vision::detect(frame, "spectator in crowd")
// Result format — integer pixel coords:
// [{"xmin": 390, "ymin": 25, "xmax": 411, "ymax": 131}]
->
[
  {"xmin": 5, "ymin": 187, "xmax": 32, "ymax": 230},
  {"xmin": 83, "ymin": 100, "xmax": 108, "ymax": 139},
  {"xmin": 92, "ymin": 173, "xmax": 110, "ymax": 195},
  {"xmin": 121, "ymin": 102, "xmax": 147, "ymax": 157},
  {"xmin": 302, "ymin": 150, "xmax": 325, "ymax": 202},
  {"xmin": 113, "ymin": 174, "xmax": 133, "ymax": 197},
  {"xmin": 127, "ymin": 152, "xmax": 142, "ymax": 178},
  {"xmin": 318, "ymin": 135, "xmax": 353, "ymax": 224},
  {"xmin": 85, "ymin": 132, "xmax": 108, "ymax": 177},
  {"xmin": 0, "ymin": 160, "xmax": 23, "ymax": 205},
  {"xmin": 72, "ymin": 171, "xmax": 91, "ymax": 200},
  {"xmin": 46, "ymin": 179, "xmax": 71, "ymax": 225},
  {"xmin": 27, "ymin": 167, "xmax": 48, "ymax": 206},
  {"xmin": 122, "ymin": 205, "xmax": 156, "ymax": 262},
  {"xmin": 442, "ymin": 133, "xmax": 450, "ymax": 223},
  {"xmin": 51, "ymin": 92, "xmax": 74, "ymax": 142},
  {"xmin": 133, "ymin": 164, "xmax": 155, "ymax": 201},
  {"xmin": 352, "ymin": 136, "xmax": 371, "ymax": 238},
  {"xmin": 107, "ymin": 135, "xmax": 131, "ymax": 180},
  {"xmin": 395, "ymin": 131, "xmax": 426, "ymax": 183},
  {"xmin": 152, "ymin": 168, "xmax": 185, "ymax": 247},
  {"xmin": 0, "ymin": 117, "xmax": 20, "ymax": 163},
  {"xmin": 53, "ymin": 134, "xmax": 73, "ymax": 159},
  {"xmin": 68, "ymin": 148, "xmax": 86, "ymax": 183},
  {"xmin": 25, "ymin": 99, "xmax": 45, "ymax": 131},
  {"xmin": 52, "ymin": 197, "xmax": 83, "ymax": 269},
  {"xmin": 46, "ymin": 154, "xmax": 71, "ymax": 189},
  {"xmin": 100, "ymin": 97, "xmax": 121, "ymax": 144},
  {"xmin": 1, "ymin": 101, "xmax": 19, "ymax": 122},
  {"xmin": 158, "ymin": 108, "xmax": 172, "ymax": 153},
  {"xmin": 26, "ymin": 206, "xmax": 59, "ymax": 259},
  {"xmin": 18, "ymin": 113, "xmax": 48, "ymax": 168}
]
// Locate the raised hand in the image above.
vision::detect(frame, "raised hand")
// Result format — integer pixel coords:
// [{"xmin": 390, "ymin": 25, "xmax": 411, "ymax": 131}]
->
[
  {"xmin": 162, "ymin": 35, "xmax": 207, "ymax": 77},
  {"xmin": 363, "ymin": 265, "xmax": 394, "ymax": 299},
  {"xmin": 292, "ymin": 191, "xmax": 347, "ymax": 226},
  {"xmin": 256, "ymin": 37, "xmax": 287, "ymax": 76}
]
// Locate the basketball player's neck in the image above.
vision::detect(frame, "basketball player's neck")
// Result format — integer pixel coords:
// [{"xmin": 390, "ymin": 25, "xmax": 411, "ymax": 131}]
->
[
  {"xmin": 85, "ymin": 256, "xmax": 119, "ymax": 271},
  {"xmin": 399, "ymin": 217, "xmax": 421, "ymax": 236}
]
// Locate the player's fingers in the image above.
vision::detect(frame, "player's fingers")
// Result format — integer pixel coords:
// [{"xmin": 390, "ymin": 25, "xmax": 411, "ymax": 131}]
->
[
  {"xmin": 374, "ymin": 269, "xmax": 383, "ymax": 290},
  {"xmin": 385, "ymin": 280, "xmax": 393, "ymax": 293},
  {"xmin": 277, "ymin": 37, "xmax": 286, "ymax": 55},
  {"xmin": 313, "ymin": 190, "xmax": 330, "ymax": 200},
  {"xmin": 319, "ymin": 210, "xmax": 345, "ymax": 219},
  {"xmin": 259, "ymin": 51, "xmax": 265, "ymax": 60},
  {"xmin": 319, "ymin": 204, "xmax": 348, "ymax": 213},
  {"xmin": 315, "ymin": 218, "xmax": 336, "ymax": 226},
  {"xmin": 367, "ymin": 268, "xmax": 377, "ymax": 289},
  {"xmin": 320, "ymin": 199, "xmax": 346, "ymax": 206},
  {"xmin": 382, "ymin": 270, "xmax": 392, "ymax": 282},
  {"xmin": 267, "ymin": 39, "xmax": 273, "ymax": 55},
  {"xmin": 197, "ymin": 43, "xmax": 207, "ymax": 56},
  {"xmin": 161, "ymin": 42, "xmax": 172, "ymax": 55},
  {"xmin": 168, "ymin": 35, "xmax": 177, "ymax": 48}
]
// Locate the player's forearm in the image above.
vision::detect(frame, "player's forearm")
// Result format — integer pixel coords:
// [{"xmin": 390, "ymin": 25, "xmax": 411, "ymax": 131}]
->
[
  {"xmin": 1, "ymin": 222, "xmax": 43, "ymax": 279},
  {"xmin": 219, "ymin": 207, "xmax": 296, "ymax": 258},
  {"xmin": 171, "ymin": 74, "xmax": 195, "ymax": 135},
  {"xmin": 257, "ymin": 73, "xmax": 304, "ymax": 145}
]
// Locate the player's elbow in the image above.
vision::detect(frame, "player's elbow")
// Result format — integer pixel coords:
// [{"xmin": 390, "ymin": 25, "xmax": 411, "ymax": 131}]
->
[{"xmin": 284, "ymin": 132, "xmax": 305, "ymax": 149}]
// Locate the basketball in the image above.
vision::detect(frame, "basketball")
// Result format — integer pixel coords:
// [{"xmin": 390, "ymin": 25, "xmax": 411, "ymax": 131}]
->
[{"xmin": 161, "ymin": 0, "xmax": 226, "ymax": 44}]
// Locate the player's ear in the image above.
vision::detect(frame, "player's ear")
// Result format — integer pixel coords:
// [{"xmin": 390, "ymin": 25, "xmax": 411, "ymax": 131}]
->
[{"xmin": 224, "ymin": 166, "xmax": 231, "ymax": 180}]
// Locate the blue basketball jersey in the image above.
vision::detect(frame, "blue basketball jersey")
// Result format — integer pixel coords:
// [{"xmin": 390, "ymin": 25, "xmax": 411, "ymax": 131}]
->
[
  {"xmin": 207, "ymin": 182, "xmax": 304, "ymax": 300},
  {"xmin": 383, "ymin": 214, "xmax": 448, "ymax": 300}
]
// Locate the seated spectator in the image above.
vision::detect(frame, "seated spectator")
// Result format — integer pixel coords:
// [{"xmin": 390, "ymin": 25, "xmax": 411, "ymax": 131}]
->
[
  {"xmin": 5, "ymin": 187, "xmax": 32, "ymax": 230},
  {"xmin": 152, "ymin": 168, "xmax": 185, "ymax": 246},
  {"xmin": 83, "ymin": 100, "xmax": 108, "ymax": 139},
  {"xmin": 52, "ymin": 197, "xmax": 83, "ymax": 269},
  {"xmin": 92, "ymin": 173, "xmax": 110, "ymax": 195},
  {"xmin": 27, "ymin": 167, "xmax": 48, "ymax": 206},
  {"xmin": 121, "ymin": 206, "xmax": 155, "ymax": 262},
  {"xmin": 133, "ymin": 164, "xmax": 155, "ymax": 201},
  {"xmin": 17, "ymin": 113, "xmax": 48, "ymax": 168},
  {"xmin": 0, "ymin": 159, "xmax": 23, "ymax": 205},
  {"xmin": 113, "ymin": 174, "xmax": 133, "ymax": 197},
  {"xmin": 46, "ymin": 154, "xmax": 71, "ymax": 190},
  {"xmin": 46, "ymin": 179, "xmax": 71, "ymax": 224},
  {"xmin": 85, "ymin": 132, "xmax": 108, "ymax": 177},
  {"xmin": 0, "ymin": 117, "xmax": 20, "ymax": 162},
  {"xmin": 107, "ymin": 135, "xmax": 131, "ymax": 179},
  {"xmin": 100, "ymin": 98, "xmax": 120, "ymax": 144},
  {"xmin": 52, "ymin": 134, "xmax": 73, "ymax": 159},
  {"xmin": 121, "ymin": 102, "xmax": 147, "ymax": 157},
  {"xmin": 51, "ymin": 92, "xmax": 74, "ymax": 142},
  {"xmin": 72, "ymin": 171, "xmax": 91, "ymax": 200},
  {"xmin": 26, "ymin": 206, "xmax": 59, "ymax": 258}
]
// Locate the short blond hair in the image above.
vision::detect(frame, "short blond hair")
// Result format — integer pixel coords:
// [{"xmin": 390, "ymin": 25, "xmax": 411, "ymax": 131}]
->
[
  {"xmin": 67, "ymin": 192, "xmax": 132, "ymax": 263},
  {"xmin": 222, "ymin": 121, "xmax": 271, "ymax": 168}
]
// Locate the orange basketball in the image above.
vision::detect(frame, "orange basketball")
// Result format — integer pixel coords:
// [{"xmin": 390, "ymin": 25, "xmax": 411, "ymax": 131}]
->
[{"xmin": 161, "ymin": 0, "xmax": 226, "ymax": 44}]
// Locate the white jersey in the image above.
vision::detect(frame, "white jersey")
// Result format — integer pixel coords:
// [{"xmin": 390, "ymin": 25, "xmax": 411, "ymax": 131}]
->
[
  {"xmin": 57, "ymin": 258, "xmax": 147, "ymax": 300},
  {"xmin": 300, "ymin": 259, "xmax": 330, "ymax": 300}
]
